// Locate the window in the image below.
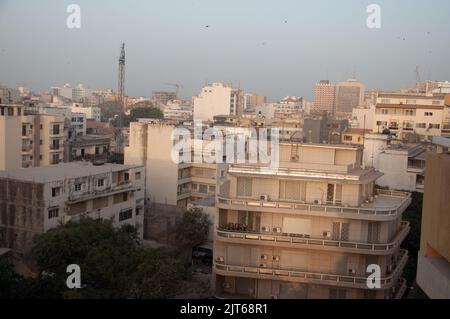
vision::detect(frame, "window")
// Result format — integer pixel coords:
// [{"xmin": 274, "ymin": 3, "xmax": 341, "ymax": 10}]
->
[
  {"xmin": 191, "ymin": 183, "xmax": 198, "ymax": 191},
  {"xmin": 376, "ymin": 121, "xmax": 387, "ymax": 126},
  {"xmin": 135, "ymin": 172, "xmax": 141, "ymax": 180},
  {"xmin": 124, "ymin": 172, "xmax": 130, "ymax": 181},
  {"xmin": 279, "ymin": 180, "xmax": 306, "ymax": 201},
  {"xmin": 75, "ymin": 183, "xmax": 82, "ymax": 192},
  {"xmin": 429, "ymin": 124, "xmax": 440, "ymax": 129},
  {"xmin": 52, "ymin": 154, "xmax": 60, "ymax": 164},
  {"xmin": 432, "ymin": 100, "xmax": 441, "ymax": 105},
  {"xmin": 97, "ymin": 179, "xmax": 104, "ymax": 187},
  {"xmin": 425, "ymin": 112, "xmax": 433, "ymax": 116},
  {"xmin": 48, "ymin": 208, "xmax": 59, "ymax": 219},
  {"xmin": 52, "ymin": 124, "xmax": 60, "ymax": 135},
  {"xmin": 51, "ymin": 187, "xmax": 61, "ymax": 197},
  {"xmin": 416, "ymin": 123, "xmax": 426, "ymax": 129},
  {"xmin": 237, "ymin": 177, "xmax": 252, "ymax": 197},
  {"xmin": 199, "ymin": 184, "xmax": 208, "ymax": 194},
  {"xmin": 343, "ymin": 135, "xmax": 353, "ymax": 141},
  {"xmin": 119, "ymin": 209, "xmax": 133, "ymax": 222},
  {"xmin": 209, "ymin": 185, "xmax": 216, "ymax": 192},
  {"xmin": 381, "ymin": 109, "xmax": 388, "ymax": 115},
  {"xmin": 404, "ymin": 109, "xmax": 414, "ymax": 116}
]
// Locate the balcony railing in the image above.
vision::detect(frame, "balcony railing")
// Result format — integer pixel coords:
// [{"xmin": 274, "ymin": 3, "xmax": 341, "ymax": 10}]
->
[
  {"xmin": 214, "ymin": 250, "xmax": 408, "ymax": 290},
  {"xmin": 50, "ymin": 145, "xmax": 62, "ymax": 151},
  {"xmin": 217, "ymin": 190, "xmax": 411, "ymax": 221},
  {"xmin": 22, "ymin": 145, "xmax": 32, "ymax": 152},
  {"xmin": 215, "ymin": 222, "xmax": 410, "ymax": 255}
]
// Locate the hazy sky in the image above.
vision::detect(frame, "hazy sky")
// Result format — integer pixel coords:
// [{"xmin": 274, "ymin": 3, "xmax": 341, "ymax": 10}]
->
[{"xmin": 0, "ymin": 0, "xmax": 449, "ymax": 101}]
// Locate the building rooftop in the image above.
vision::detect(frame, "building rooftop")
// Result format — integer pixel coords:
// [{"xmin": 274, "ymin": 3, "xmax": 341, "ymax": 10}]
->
[{"xmin": 0, "ymin": 162, "xmax": 141, "ymax": 183}]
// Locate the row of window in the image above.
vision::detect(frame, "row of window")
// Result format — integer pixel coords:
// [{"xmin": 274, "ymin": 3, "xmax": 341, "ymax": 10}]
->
[{"xmin": 376, "ymin": 121, "xmax": 441, "ymax": 129}]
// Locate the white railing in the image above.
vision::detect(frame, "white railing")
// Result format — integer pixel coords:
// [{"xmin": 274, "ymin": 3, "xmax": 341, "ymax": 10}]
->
[
  {"xmin": 217, "ymin": 191, "xmax": 411, "ymax": 218},
  {"xmin": 216, "ymin": 221, "xmax": 410, "ymax": 254},
  {"xmin": 215, "ymin": 250, "xmax": 408, "ymax": 290}
]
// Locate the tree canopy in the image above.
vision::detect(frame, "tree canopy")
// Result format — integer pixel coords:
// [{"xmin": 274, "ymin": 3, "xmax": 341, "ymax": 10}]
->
[
  {"xmin": 30, "ymin": 218, "xmax": 184, "ymax": 299},
  {"xmin": 176, "ymin": 208, "xmax": 211, "ymax": 250}
]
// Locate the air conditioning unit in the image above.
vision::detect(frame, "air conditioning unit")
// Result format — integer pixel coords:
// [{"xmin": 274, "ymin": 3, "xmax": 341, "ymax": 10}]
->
[
  {"xmin": 260, "ymin": 195, "xmax": 269, "ymax": 201},
  {"xmin": 260, "ymin": 263, "xmax": 268, "ymax": 268},
  {"xmin": 323, "ymin": 231, "xmax": 331, "ymax": 239},
  {"xmin": 273, "ymin": 227, "xmax": 282, "ymax": 233},
  {"xmin": 348, "ymin": 269, "xmax": 356, "ymax": 275},
  {"xmin": 314, "ymin": 199, "xmax": 322, "ymax": 205},
  {"xmin": 273, "ymin": 255, "xmax": 280, "ymax": 262},
  {"xmin": 291, "ymin": 155, "xmax": 299, "ymax": 162},
  {"xmin": 223, "ymin": 283, "xmax": 231, "ymax": 289},
  {"xmin": 216, "ymin": 256, "xmax": 225, "ymax": 263},
  {"xmin": 261, "ymin": 254, "xmax": 268, "ymax": 260},
  {"xmin": 64, "ymin": 207, "xmax": 70, "ymax": 212},
  {"xmin": 270, "ymin": 295, "xmax": 278, "ymax": 299},
  {"xmin": 262, "ymin": 226, "xmax": 271, "ymax": 232}
]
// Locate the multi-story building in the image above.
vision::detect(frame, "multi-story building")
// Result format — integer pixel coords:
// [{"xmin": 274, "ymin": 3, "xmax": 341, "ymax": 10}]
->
[
  {"xmin": 52, "ymin": 84, "xmax": 93, "ymax": 101},
  {"xmin": 124, "ymin": 120, "xmax": 217, "ymax": 208},
  {"xmin": 70, "ymin": 103, "xmax": 101, "ymax": 122},
  {"xmin": 313, "ymin": 80, "xmax": 336, "ymax": 115},
  {"xmin": 213, "ymin": 143, "xmax": 411, "ymax": 299},
  {"xmin": 244, "ymin": 94, "xmax": 268, "ymax": 110},
  {"xmin": 374, "ymin": 93, "xmax": 448, "ymax": 141},
  {"xmin": 21, "ymin": 112, "xmax": 66, "ymax": 167},
  {"xmin": 0, "ymin": 162, "xmax": 145, "ymax": 256},
  {"xmin": 193, "ymin": 83, "xmax": 244, "ymax": 122},
  {"xmin": 335, "ymin": 79, "xmax": 365, "ymax": 117},
  {"xmin": 152, "ymin": 91, "xmax": 177, "ymax": 108},
  {"xmin": 303, "ymin": 117, "xmax": 348, "ymax": 144},
  {"xmin": 341, "ymin": 128, "xmax": 372, "ymax": 146},
  {"xmin": 416, "ymin": 137, "xmax": 450, "ymax": 298},
  {"xmin": 0, "ymin": 104, "xmax": 22, "ymax": 170},
  {"xmin": 0, "ymin": 86, "xmax": 21, "ymax": 104}
]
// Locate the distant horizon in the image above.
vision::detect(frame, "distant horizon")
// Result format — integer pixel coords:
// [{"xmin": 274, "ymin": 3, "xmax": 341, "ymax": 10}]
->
[{"xmin": 1, "ymin": 0, "xmax": 449, "ymax": 101}]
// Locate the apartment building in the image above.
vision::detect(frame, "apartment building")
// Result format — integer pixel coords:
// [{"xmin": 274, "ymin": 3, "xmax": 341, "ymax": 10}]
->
[
  {"xmin": 124, "ymin": 120, "xmax": 217, "ymax": 208},
  {"xmin": 0, "ymin": 162, "xmax": 145, "ymax": 256},
  {"xmin": 416, "ymin": 137, "xmax": 450, "ymax": 298},
  {"xmin": 193, "ymin": 83, "xmax": 244, "ymax": 122},
  {"xmin": 70, "ymin": 103, "xmax": 101, "ymax": 122},
  {"xmin": 213, "ymin": 143, "xmax": 411, "ymax": 299},
  {"xmin": 341, "ymin": 128, "xmax": 372, "ymax": 146},
  {"xmin": 374, "ymin": 93, "xmax": 448, "ymax": 141},
  {"xmin": 0, "ymin": 104, "xmax": 22, "ymax": 170}
]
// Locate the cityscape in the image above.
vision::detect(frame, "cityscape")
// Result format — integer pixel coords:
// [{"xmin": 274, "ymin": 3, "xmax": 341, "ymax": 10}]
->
[{"xmin": 0, "ymin": 0, "xmax": 449, "ymax": 305}]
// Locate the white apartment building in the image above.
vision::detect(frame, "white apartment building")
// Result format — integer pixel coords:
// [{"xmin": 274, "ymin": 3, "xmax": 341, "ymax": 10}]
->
[
  {"xmin": 124, "ymin": 120, "xmax": 218, "ymax": 208},
  {"xmin": 213, "ymin": 143, "xmax": 410, "ymax": 299},
  {"xmin": 0, "ymin": 162, "xmax": 145, "ymax": 255},
  {"xmin": 374, "ymin": 93, "xmax": 448, "ymax": 141},
  {"xmin": 70, "ymin": 103, "xmax": 101, "ymax": 122},
  {"xmin": 163, "ymin": 102, "xmax": 193, "ymax": 121},
  {"xmin": 52, "ymin": 84, "xmax": 93, "ymax": 101},
  {"xmin": 193, "ymin": 83, "xmax": 244, "ymax": 122}
]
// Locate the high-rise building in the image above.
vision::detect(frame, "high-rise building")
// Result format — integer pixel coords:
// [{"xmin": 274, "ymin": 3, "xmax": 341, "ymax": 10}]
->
[
  {"xmin": 152, "ymin": 91, "xmax": 177, "ymax": 108},
  {"xmin": 313, "ymin": 80, "xmax": 336, "ymax": 115},
  {"xmin": 416, "ymin": 137, "xmax": 450, "ymax": 298},
  {"xmin": 335, "ymin": 79, "xmax": 365, "ymax": 117},
  {"xmin": 193, "ymin": 83, "xmax": 244, "ymax": 122},
  {"xmin": 213, "ymin": 142, "xmax": 410, "ymax": 299}
]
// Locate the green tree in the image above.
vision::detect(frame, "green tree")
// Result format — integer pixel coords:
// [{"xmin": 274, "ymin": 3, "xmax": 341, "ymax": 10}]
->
[
  {"xmin": 129, "ymin": 106, "xmax": 163, "ymax": 121},
  {"xmin": 176, "ymin": 208, "xmax": 211, "ymax": 250},
  {"xmin": 31, "ymin": 218, "xmax": 184, "ymax": 299}
]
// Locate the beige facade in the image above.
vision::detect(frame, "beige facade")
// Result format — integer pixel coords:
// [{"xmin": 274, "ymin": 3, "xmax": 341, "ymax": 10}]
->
[
  {"xmin": 335, "ymin": 80, "xmax": 365, "ymax": 117},
  {"xmin": 213, "ymin": 143, "xmax": 410, "ymax": 299},
  {"xmin": 374, "ymin": 93, "xmax": 449, "ymax": 141},
  {"xmin": 0, "ymin": 105, "xmax": 22, "ymax": 171},
  {"xmin": 313, "ymin": 80, "xmax": 336, "ymax": 115},
  {"xmin": 21, "ymin": 113, "xmax": 66, "ymax": 167},
  {"xmin": 0, "ymin": 162, "xmax": 145, "ymax": 255},
  {"xmin": 416, "ymin": 137, "xmax": 450, "ymax": 298},
  {"xmin": 125, "ymin": 120, "xmax": 217, "ymax": 208}
]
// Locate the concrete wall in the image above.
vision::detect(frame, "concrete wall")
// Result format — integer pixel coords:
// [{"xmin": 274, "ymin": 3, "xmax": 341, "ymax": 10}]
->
[{"xmin": 0, "ymin": 106, "xmax": 21, "ymax": 170}]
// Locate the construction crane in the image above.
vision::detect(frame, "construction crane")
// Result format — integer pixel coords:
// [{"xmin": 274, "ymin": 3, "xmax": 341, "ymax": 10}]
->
[
  {"xmin": 164, "ymin": 81, "xmax": 183, "ymax": 100},
  {"xmin": 115, "ymin": 43, "xmax": 125, "ymax": 158}
]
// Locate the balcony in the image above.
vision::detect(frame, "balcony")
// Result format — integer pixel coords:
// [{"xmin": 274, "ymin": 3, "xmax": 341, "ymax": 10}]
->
[
  {"xmin": 49, "ymin": 145, "xmax": 62, "ymax": 151},
  {"xmin": 217, "ymin": 190, "xmax": 412, "ymax": 222},
  {"xmin": 214, "ymin": 250, "xmax": 408, "ymax": 290},
  {"xmin": 215, "ymin": 222, "xmax": 410, "ymax": 255},
  {"xmin": 21, "ymin": 145, "xmax": 32, "ymax": 153},
  {"xmin": 67, "ymin": 184, "xmax": 135, "ymax": 204}
]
